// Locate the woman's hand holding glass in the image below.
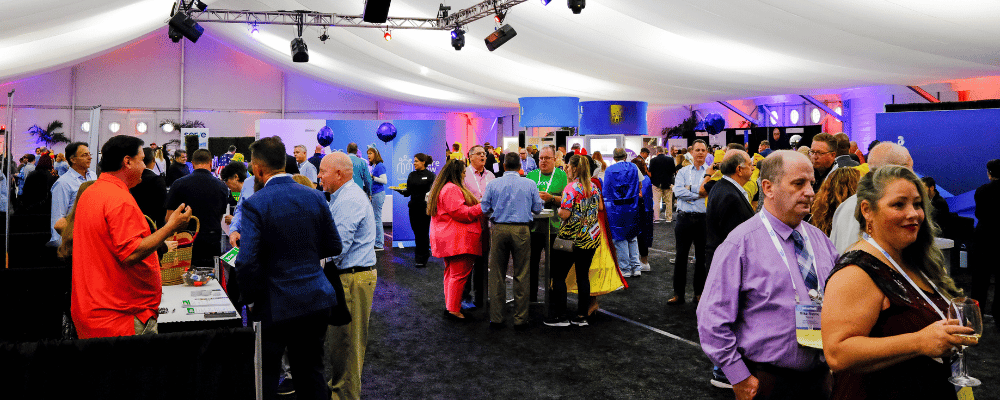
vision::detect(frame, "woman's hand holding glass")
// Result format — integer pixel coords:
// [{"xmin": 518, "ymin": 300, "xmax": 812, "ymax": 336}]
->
[{"xmin": 947, "ymin": 297, "xmax": 983, "ymax": 387}]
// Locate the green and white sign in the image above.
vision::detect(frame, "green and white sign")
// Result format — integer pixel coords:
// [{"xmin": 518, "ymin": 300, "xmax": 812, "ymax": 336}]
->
[{"xmin": 221, "ymin": 247, "xmax": 239, "ymax": 265}]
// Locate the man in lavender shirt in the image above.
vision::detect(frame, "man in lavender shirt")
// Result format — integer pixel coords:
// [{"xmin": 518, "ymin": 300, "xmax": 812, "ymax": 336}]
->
[{"xmin": 697, "ymin": 150, "xmax": 838, "ymax": 400}]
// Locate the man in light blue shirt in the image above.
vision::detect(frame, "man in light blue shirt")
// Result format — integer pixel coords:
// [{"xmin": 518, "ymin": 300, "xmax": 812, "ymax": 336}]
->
[
  {"xmin": 49, "ymin": 142, "xmax": 95, "ymax": 247},
  {"xmin": 227, "ymin": 174, "xmax": 254, "ymax": 248},
  {"xmin": 518, "ymin": 148, "xmax": 537, "ymax": 175},
  {"xmin": 480, "ymin": 152, "xmax": 543, "ymax": 330},
  {"xmin": 293, "ymin": 145, "xmax": 318, "ymax": 184},
  {"xmin": 669, "ymin": 139, "xmax": 709, "ymax": 305},
  {"xmin": 346, "ymin": 143, "xmax": 372, "ymax": 197},
  {"xmin": 319, "ymin": 152, "xmax": 376, "ymax": 400}
]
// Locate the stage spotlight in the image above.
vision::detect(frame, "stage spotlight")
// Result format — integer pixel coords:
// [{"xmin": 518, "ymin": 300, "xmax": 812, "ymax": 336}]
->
[
  {"xmin": 167, "ymin": 12, "xmax": 204, "ymax": 43},
  {"xmin": 384, "ymin": 30, "xmax": 392, "ymax": 41},
  {"xmin": 484, "ymin": 24, "xmax": 516, "ymax": 52},
  {"xmin": 194, "ymin": 0, "xmax": 208, "ymax": 11},
  {"xmin": 451, "ymin": 27, "xmax": 465, "ymax": 50},
  {"xmin": 291, "ymin": 37, "xmax": 309, "ymax": 62},
  {"xmin": 568, "ymin": 0, "xmax": 585, "ymax": 14},
  {"xmin": 250, "ymin": 22, "xmax": 259, "ymax": 38},
  {"xmin": 318, "ymin": 27, "xmax": 329, "ymax": 43},
  {"xmin": 541, "ymin": 0, "xmax": 551, "ymax": 4},
  {"xmin": 494, "ymin": 9, "xmax": 506, "ymax": 23},
  {"xmin": 437, "ymin": 3, "xmax": 451, "ymax": 19}
]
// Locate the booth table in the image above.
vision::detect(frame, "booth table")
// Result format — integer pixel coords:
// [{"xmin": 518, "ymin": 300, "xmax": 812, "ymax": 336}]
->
[{"xmin": 157, "ymin": 279, "xmax": 242, "ymax": 332}]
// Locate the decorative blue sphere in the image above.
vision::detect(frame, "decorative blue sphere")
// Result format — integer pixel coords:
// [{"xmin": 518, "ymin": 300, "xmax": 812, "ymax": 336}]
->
[
  {"xmin": 376, "ymin": 122, "xmax": 397, "ymax": 143},
  {"xmin": 317, "ymin": 125, "xmax": 334, "ymax": 147}
]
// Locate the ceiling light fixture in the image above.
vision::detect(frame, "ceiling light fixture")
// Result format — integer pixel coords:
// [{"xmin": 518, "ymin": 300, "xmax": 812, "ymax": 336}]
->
[
  {"xmin": 485, "ymin": 24, "xmax": 516, "ymax": 52},
  {"xmin": 166, "ymin": 2, "xmax": 204, "ymax": 43},
  {"xmin": 109, "ymin": 122, "xmax": 121, "ymax": 133},
  {"xmin": 568, "ymin": 0, "xmax": 585, "ymax": 14},
  {"xmin": 81, "ymin": 122, "xmax": 91, "ymax": 133},
  {"xmin": 494, "ymin": 8, "xmax": 506, "ymax": 23},
  {"xmin": 250, "ymin": 22, "xmax": 259, "ymax": 38},
  {"xmin": 451, "ymin": 27, "xmax": 465, "ymax": 50},
  {"xmin": 291, "ymin": 14, "xmax": 308, "ymax": 62},
  {"xmin": 541, "ymin": 0, "xmax": 551, "ymax": 5},
  {"xmin": 437, "ymin": 3, "xmax": 451, "ymax": 19},
  {"xmin": 318, "ymin": 27, "xmax": 329, "ymax": 43},
  {"xmin": 162, "ymin": 123, "xmax": 175, "ymax": 133},
  {"xmin": 136, "ymin": 122, "xmax": 148, "ymax": 133},
  {"xmin": 383, "ymin": 28, "xmax": 392, "ymax": 41}
]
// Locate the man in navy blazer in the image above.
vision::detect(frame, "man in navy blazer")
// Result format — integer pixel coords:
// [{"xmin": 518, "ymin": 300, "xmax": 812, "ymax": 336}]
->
[
  {"xmin": 704, "ymin": 149, "xmax": 756, "ymax": 389},
  {"xmin": 235, "ymin": 136, "xmax": 342, "ymax": 400}
]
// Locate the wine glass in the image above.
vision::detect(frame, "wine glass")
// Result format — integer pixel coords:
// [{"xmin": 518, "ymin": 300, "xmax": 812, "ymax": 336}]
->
[{"xmin": 948, "ymin": 297, "xmax": 983, "ymax": 387}]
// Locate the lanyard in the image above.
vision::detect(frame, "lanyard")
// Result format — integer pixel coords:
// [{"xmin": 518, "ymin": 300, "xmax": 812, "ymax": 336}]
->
[
  {"xmin": 759, "ymin": 212, "xmax": 820, "ymax": 304},
  {"xmin": 863, "ymin": 235, "xmax": 948, "ymax": 320},
  {"xmin": 471, "ymin": 169, "xmax": 487, "ymax": 194},
  {"xmin": 534, "ymin": 172, "xmax": 555, "ymax": 192}
]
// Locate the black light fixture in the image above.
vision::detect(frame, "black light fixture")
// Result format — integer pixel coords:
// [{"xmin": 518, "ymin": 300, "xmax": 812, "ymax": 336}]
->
[
  {"xmin": 194, "ymin": 0, "xmax": 208, "ymax": 11},
  {"xmin": 494, "ymin": 8, "xmax": 506, "ymax": 23},
  {"xmin": 291, "ymin": 15, "xmax": 308, "ymax": 62},
  {"xmin": 437, "ymin": 3, "xmax": 451, "ymax": 19},
  {"xmin": 451, "ymin": 27, "xmax": 465, "ymax": 50},
  {"xmin": 318, "ymin": 27, "xmax": 329, "ymax": 43},
  {"xmin": 291, "ymin": 37, "xmax": 309, "ymax": 62},
  {"xmin": 167, "ymin": 12, "xmax": 204, "ymax": 43},
  {"xmin": 568, "ymin": 0, "xmax": 584, "ymax": 14},
  {"xmin": 484, "ymin": 24, "xmax": 516, "ymax": 52}
]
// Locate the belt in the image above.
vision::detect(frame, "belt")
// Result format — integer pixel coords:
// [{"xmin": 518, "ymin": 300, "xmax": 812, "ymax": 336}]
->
[
  {"xmin": 336, "ymin": 266, "xmax": 375, "ymax": 275},
  {"xmin": 492, "ymin": 221, "xmax": 530, "ymax": 226}
]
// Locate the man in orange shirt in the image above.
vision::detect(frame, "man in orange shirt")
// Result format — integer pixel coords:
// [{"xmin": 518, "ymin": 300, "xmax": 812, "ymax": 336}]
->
[{"xmin": 71, "ymin": 135, "xmax": 192, "ymax": 339}]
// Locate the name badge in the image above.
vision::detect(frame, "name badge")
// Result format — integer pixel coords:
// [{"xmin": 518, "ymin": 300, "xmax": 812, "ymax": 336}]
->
[
  {"xmin": 588, "ymin": 223, "xmax": 601, "ymax": 240},
  {"xmin": 795, "ymin": 303, "xmax": 823, "ymax": 349}
]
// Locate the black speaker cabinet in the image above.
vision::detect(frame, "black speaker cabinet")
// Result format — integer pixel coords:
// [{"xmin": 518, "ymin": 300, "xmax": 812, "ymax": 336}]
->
[{"xmin": 362, "ymin": 0, "xmax": 392, "ymax": 23}]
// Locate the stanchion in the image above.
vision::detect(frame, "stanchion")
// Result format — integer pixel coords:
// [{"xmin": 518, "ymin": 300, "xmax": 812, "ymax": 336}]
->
[{"xmin": 254, "ymin": 321, "xmax": 262, "ymax": 400}]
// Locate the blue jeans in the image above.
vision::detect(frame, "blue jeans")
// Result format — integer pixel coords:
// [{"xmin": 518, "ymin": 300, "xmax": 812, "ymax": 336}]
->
[
  {"xmin": 613, "ymin": 237, "xmax": 640, "ymax": 273},
  {"xmin": 371, "ymin": 191, "xmax": 385, "ymax": 249}
]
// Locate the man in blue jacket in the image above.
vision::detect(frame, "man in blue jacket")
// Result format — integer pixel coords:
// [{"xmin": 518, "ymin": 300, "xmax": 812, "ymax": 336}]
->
[
  {"xmin": 603, "ymin": 148, "xmax": 643, "ymax": 277},
  {"xmin": 235, "ymin": 136, "xmax": 342, "ymax": 400}
]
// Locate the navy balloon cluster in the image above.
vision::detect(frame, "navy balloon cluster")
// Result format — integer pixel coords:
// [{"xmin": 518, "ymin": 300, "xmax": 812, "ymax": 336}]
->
[
  {"xmin": 376, "ymin": 122, "xmax": 397, "ymax": 143},
  {"xmin": 703, "ymin": 113, "xmax": 725, "ymax": 135},
  {"xmin": 316, "ymin": 125, "xmax": 334, "ymax": 147}
]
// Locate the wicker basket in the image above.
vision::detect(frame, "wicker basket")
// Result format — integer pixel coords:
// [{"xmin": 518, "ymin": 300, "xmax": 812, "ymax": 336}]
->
[{"xmin": 160, "ymin": 216, "xmax": 200, "ymax": 286}]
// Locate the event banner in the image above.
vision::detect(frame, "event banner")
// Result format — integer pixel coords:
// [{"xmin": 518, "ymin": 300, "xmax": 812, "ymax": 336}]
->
[{"xmin": 258, "ymin": 119, "xmax": 445, "ymax": 246}]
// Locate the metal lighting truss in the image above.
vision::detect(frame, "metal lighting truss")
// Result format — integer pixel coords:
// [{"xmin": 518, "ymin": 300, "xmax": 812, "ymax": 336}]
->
[{"xmin": 186, "ymin": 0, "xmax": 529, "ymax": 31}]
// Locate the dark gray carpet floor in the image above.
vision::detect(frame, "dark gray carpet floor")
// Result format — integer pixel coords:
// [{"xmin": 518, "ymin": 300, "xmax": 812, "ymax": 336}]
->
[{"xmin": 310, "ymin": 221, "xmax": 998, "ymax": 400}]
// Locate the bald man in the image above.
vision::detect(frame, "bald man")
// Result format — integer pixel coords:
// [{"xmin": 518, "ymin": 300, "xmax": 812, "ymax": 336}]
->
[
  {"xmin": 829, "ymin": 142, "xmax": 913, "ymax": 253},
  {"xmin": 319, "ymin": 152, "xmax": 377, "ymax": 400}
]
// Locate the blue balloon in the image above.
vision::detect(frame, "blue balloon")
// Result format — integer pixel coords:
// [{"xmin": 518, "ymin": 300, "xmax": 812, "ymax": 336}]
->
[
  {"xmin": 704, "ymin": 113, "xmax": 726, "ymax": 135},
  {"xmin": 317, "ymin": 125, "xmax": 334, "ymax": 147},
  {"xmin": 376, "ymin": 122, "xmax": 397, "ymax": 143}
]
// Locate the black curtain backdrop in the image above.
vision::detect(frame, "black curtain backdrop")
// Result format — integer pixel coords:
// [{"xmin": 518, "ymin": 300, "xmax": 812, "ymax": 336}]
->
[{"xmin": 0, "ymin": 328, "xmax": 256, "ymax": 400}]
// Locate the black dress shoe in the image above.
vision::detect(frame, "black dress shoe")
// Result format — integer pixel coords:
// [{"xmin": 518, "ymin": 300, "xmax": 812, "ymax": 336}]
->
[
  {"xmin": 443, "ymin": 311, "xmax": 472, "ymax": 322},
  {"xmin": 667, "ymin": 296, "xmax": 685, "ymax": 305}
]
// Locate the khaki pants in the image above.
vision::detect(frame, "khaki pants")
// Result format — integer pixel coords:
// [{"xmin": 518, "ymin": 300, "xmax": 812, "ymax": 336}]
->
[
  {"xmin": 327, "ymin": 269, "xmax": 377, "ymax": 400},
  {"xmin": 133, "ymin": 316, "xmax": 158, "ymax": 335},
  {"xmin": 652, "ymin": 185, "xmax": 673, "ymax": 221},
  {"xmin": 488, "ymin": 223, "xmax": 531, "ymax": 325}
]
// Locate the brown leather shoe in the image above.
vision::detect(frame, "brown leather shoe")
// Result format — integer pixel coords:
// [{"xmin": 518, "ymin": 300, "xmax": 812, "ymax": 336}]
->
[{"xmin": 667, "ymin": 296, "xmax": 685, "ymax": 305}]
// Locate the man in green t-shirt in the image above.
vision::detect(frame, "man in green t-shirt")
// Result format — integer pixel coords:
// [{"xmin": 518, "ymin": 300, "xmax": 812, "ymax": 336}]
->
[{"xmin": 527, "ymin": 147, "xmax": 568, "ymax": 302}]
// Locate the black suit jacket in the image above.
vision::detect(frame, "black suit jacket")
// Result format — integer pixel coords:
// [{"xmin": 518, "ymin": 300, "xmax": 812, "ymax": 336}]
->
[
  {"xmin": 165, "ymin": 162, "xmax": 189, "ymax": 187},
  {"xmin": 130, "ymin": 169, "xmax": 167, "ymax": 229},
  {"xmin": 975, "ymin": 180, "xmax": 1000, "ymax": 237},
  {"xmin": 706, "ymin": 178, "xmax": 756, "ymax": 254},
  {"xmin": 648, "ymin": 154, "xmax": 676, "ymax": 188}
]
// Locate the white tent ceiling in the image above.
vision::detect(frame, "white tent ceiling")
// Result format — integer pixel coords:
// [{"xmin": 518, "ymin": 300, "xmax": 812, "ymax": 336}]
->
[{"xmin": 4, "ymin": 0, "xmax": 1000, "ymax": 108}]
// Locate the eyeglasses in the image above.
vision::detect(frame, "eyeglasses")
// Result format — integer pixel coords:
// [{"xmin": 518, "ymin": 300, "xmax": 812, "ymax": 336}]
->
[
  {"xmin": 540, "ymin": 156, "xmax": 555, "ymax": 160},
  {"xmin": 470, "ymin": 151, "xmax": 485, "ymax": 156},
  {"xmin": 808, "ymin": 149, "xmax": 834, "ymax": 156}
]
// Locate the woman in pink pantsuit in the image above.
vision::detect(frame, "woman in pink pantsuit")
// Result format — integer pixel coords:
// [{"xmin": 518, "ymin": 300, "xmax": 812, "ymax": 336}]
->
[{"xmin": 427, "ymin": 160, "xmax": 483, "ymax": 320}]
